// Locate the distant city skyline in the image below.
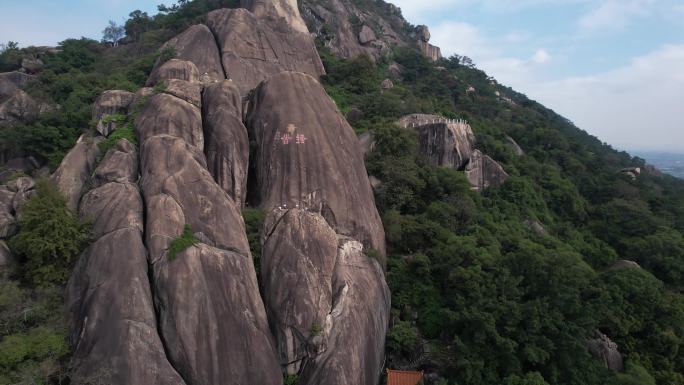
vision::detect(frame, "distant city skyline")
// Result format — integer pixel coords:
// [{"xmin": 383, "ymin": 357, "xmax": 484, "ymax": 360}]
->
[{"xmin": 1, "ymin": 0, "xmax": 683, "ymax": 152}]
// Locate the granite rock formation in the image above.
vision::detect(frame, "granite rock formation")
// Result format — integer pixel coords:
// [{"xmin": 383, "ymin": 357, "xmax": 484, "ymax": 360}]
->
[
  {"xmin": 67, "ymin": 139, "xmax": 185, "ymax": 385},
  {"xmin": 399, "ymin": 114, "xmax": 508, "ymax": 191},
  {"xmin": 587, "ymin": 332, "xmax": 624, "ymax": 372},
  {"xmin": 60, "ymin": 3, "xmax": 390, "ymax": 384},
  {"xmin": 248, "ymin": 71, "xmax": 389, "ymax": 385},
  {"xmin": 206, "ymin": 7, "xmax": 324, "ymax": 94}
]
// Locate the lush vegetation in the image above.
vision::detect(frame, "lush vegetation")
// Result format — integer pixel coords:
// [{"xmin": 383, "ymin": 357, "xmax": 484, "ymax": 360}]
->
[
  {"xmin": 1, "ymin": 180, "xmax": 89, "ymax": 384},
  {"xmin": 318, "ymin": 41, "xmax": 684, "ymax": 385},
  {"xmin": 168, "ymin": 224, "xmax": 199, "ymax": 261}
]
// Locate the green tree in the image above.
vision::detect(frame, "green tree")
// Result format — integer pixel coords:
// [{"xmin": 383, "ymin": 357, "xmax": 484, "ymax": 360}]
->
[{"xmin": 9, "ymin": 180, "xmax": 90, "ymax": 286}]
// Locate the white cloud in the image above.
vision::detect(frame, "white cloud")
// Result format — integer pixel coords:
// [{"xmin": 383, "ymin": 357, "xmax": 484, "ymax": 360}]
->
[
  {"xmin": 526, "ymin": 44, "xmax": 684, "ymax": 151},
  {"xmin": 531, "ymin": 49, "xmax": 551, "ymax": 64},
  {"xmin": 428, "ymin": 17, "xmax": 683, "ymax": 152},
  {"xmin": 577, "ymin": 0, "xmax": 653, "ymax": 34}
]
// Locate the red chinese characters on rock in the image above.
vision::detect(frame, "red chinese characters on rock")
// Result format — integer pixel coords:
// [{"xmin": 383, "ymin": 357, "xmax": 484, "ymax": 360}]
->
[
  {"xmin": 278, "ymin": 130, "xmax": 307, "ymax": 145},
  {"xmin": 279, "ymin": 123, "xmax": 307, "ymax": 145}
]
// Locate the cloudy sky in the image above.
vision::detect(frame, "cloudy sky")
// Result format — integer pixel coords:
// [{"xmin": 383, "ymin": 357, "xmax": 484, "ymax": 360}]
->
[{"xmin": 1, "ymin": 0, "xmax": 683, "ymax": 152}]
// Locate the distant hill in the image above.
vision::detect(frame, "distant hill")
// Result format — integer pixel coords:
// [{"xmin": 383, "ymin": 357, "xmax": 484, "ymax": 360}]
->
[{"xmin": 633, "ymin": 151, "xmax": 684, "ymax": 179}]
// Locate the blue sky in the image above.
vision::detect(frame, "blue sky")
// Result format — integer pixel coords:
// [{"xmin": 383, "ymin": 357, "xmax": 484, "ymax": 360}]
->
[{"xmin": 1, "ymin": 0, "xmax": 683, "ymax": 152}]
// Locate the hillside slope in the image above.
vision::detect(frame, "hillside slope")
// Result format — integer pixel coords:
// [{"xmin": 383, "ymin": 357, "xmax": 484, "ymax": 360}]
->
[{"xmin": 1, "ymin": 1, "xmax": 684, "ymax": 385}]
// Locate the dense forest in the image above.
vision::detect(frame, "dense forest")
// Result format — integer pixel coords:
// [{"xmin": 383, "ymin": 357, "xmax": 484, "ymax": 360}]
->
[{"xmin": 1, "ymin": 0, "xmax": 684, "ymax": 384}]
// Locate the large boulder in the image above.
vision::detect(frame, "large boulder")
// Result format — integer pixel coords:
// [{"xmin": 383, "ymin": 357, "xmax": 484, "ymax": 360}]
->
[
  {"xmin": 155, "ymin": 24, "xmax": 225, "ymax": 83},
  {"xmin": 135, "ymin": 93, "xmax": 204, "ymax": 150},
  {"xmin": 399, "ymin": 115, "xmax": 475, "ymax": 169},
  {"xmin": 206, "ymin": 8, "xmax": 325, "ymax": 94},
  {"xmin": 0, "ymin": 71, "xmax": 35, "ymax": 101},
  {"xmin": 67, "ymin": 138, "xmax": 184, "ymax": 385},
  {"xmin": 51, "ymin": 134, "xmax": 102, "ymax": 211},
  {"xmin": 417, "ymin": 120, "xmax": 475, "ymax": 169},
  {"xmin": 359, "ymin": 25, "xmax": 377, "ymax": 44},
  {"xmin": 401, "ymin": 114, "xmax": 508, "ymax": 191},
  {"xmin": 587, "ymin": 332, "xmax": 624, "ymax": 372},
  {"xmin": 92, "ymin": 90, "xmax": 134, "ymax": 137},
  {"xmin": 246, "ymin": 71, "xmax": 386, "ymax": 257},
  {"xmin": 21, "ymin": 58, "xmax": 44, "ymax": 74},
  {"xmin": 300, "ymin": 0, "xmax": 408, "ymax": 61},
  {"xmin": 242, "ymin": 0, "xmax": 309, "ymax": 34},
  {"xmin": 146, "ymin": 59, "xmax": 200, "ymax": 86},
  {"xmin": 0, "ymin": 90, "xmax": 41, "ymax": 124},
  {"xmin": 91, "ymin": 139, "xmax": 138, "ymax": 188},
  {"xmin": 414, "ymin": 26, "xmax": 441, "ymax": 61},
  {"xmin": 202, "ymin": 80, "xmax": 249, "ymax": 206},
  {"xmin": 160, "ymin": 79, "xmax": 202, "ymax": 108},
  {"xmin": 136, "ymin": 77, "xmax": 282, "ymax": 385},
  {"xmin": 261, "ymin": 210, "xmax": 390, "ymax": 384},
  {"xmin": 465, "ymin": 150, "xmax": 509, "ymax": 191},
  {"xmin": 248, "ymin": 71, "xmax": 389, "ymax": 385}
]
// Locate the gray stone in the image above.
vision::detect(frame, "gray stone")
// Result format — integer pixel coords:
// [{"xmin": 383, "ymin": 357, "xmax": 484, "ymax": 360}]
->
[
  {"xmin": 91, "ymin": 139, "xmax": 138, "ymax": 188},
  {"xmin": 155, "ymin": 24, "xmax": 225, "ymax": 83},
  {"xmin": 135, "ymin": 93, "xmax": 204, "ymax": 150},
  {"xmin": 92, "ymin": 90, "xmax": 134, "ymax": 137},
  {"xmin": 137, "ymin": 76, "xmax": 282, "ymax": 384},
  {"xmin": 146, "ymin": 59, "xmax": 200, "ymax": 86},
  {"xmin": 246, "ymin": 71, "xmax": 386, "ymax": 258},
  {"xmin": 206, "ymin": 8, "xmax": 325, "ymax": 95},
  {"xmin": 51, "ymin": 134, "xmax": 103, "ymax": 211},
  {"xmin": 7, "ymin": 176, "xmax": 35, "ymax": 193},
  {"xmin": 67, "ymin": 229, "xmax": 185, "ymax": 385},
  {"xmin": 250, "ymin": 72, "xmax": 389, "ymax": 385},
  {"xmin": 0, "ymin": 90, "xmax": 41, "ymax": 124},
  {"xmin": 0, "ymin": 71, "xmax": 35, "ymax": 101},
  {"xmin": 241, "ymin": 0, "xmax": 310, "ymax": 34},
  {"xmin": 202, "ymin": 80, "xmax": 249, "ymax": 206},
  {"xmin": 465, "ymin": 150, "xmax": 509, "ymax": 192},
  {"xmin": 359, "ymin": 25, "xmax": 377, "ymax": 44},
  {"xmin": 506, "ymin": 135, "xmax": 524, "ymax": 156},
  {"xmin": 587, "ymin": 332, "xmax": 624, "ymax": 372},
  {"xmin": 21, "ymin": 58, "xmax": 43, "ymax": 74},
  {"xmin": 161, "ymin": 79, "xmax": 202, "ymax": 108}
]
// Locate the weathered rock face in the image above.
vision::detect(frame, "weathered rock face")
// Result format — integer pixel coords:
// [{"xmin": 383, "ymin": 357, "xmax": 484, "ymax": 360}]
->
[
  {"xmin": 206, "ymin": 8, "xmax": 325, "ymax": 94},
  {"xmin": 135, "ymin": 93, "xmax": 204, "ymax": 150},
  {"xmin": 247, "ymin": 72, "xmax": 386, "ymax": 256},
  {"xmin": 136, "ymin": 68, "xmax": 282, "ymax": 385},
  {"xmin": 146, "ymin": 59, "xmax": 200, "ymax": 86},
  {"xmin": 21, "ymin": 58, "xmax": 44, "ymax": 74},
  {"xmin": 67, "ymin": 138, "xmax": 184, "ymax": 385},
  {"xmin": 359, "ymin": 25, "xmax": 377, "ymax": 44},
  {"xmin": 51, "ymin": 134, "xmax": 102, "ymax": 211},
  {"xmin": 0, "ymin": 72, "xmax": 35, "ymax": 101},
  {"xmin": 202, "ymin": 80, "xmax": 249, "ymax": 206},
  {"xmin": 248, "ymin": 71, "xmax": 389, "ymax": 385},
  {"xmin": 414, "ymin": 25, "xmax": 441, "ymax": 61},
  {"xmin": 399, "ymin": 114, "xmax": 508, "ymax": 191},
  {"xmin": 417, "ymin": 121, "xmax": 475, "ymax": 170},
  {"xmin": 301, "ymin": 0, "xmax": 408, "ymax": 61},
  {"xmin": 156, "ymin": 24, "xmax": 225, "ymax": 83},
  {"xmin": 466, "ymin": 150, "xmax": 509, "ymax": 192},
  {"xmin": 242, "ymin": 0, "xmax": 309, "ymax": 34},
  {"xmin": 92, "ymin": 90, "xmax": 134, "ymax": 137},
  {"xmin": 64, "ymin": 4, "xmax": 392, "ymax": 384},
  {"xmin": 506, "ymin": 135, "xmax": 524, "ymax": 156},
  {"xmin": 609, "ymin": 260, "xmax": 641, "ymax": 270},
  {"xmin": 0, "ymin": 90, "xmax": 41, "ymax": 124},
  {"xmin": 587, "ymin": 332, "xmax": 624, "ymax": 372}
]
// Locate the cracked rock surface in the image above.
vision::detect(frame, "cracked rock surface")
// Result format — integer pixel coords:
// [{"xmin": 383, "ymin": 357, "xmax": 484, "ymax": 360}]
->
[{"xmin": 63, "ymin": 3, "xmax": 389, "ymax": 384}]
